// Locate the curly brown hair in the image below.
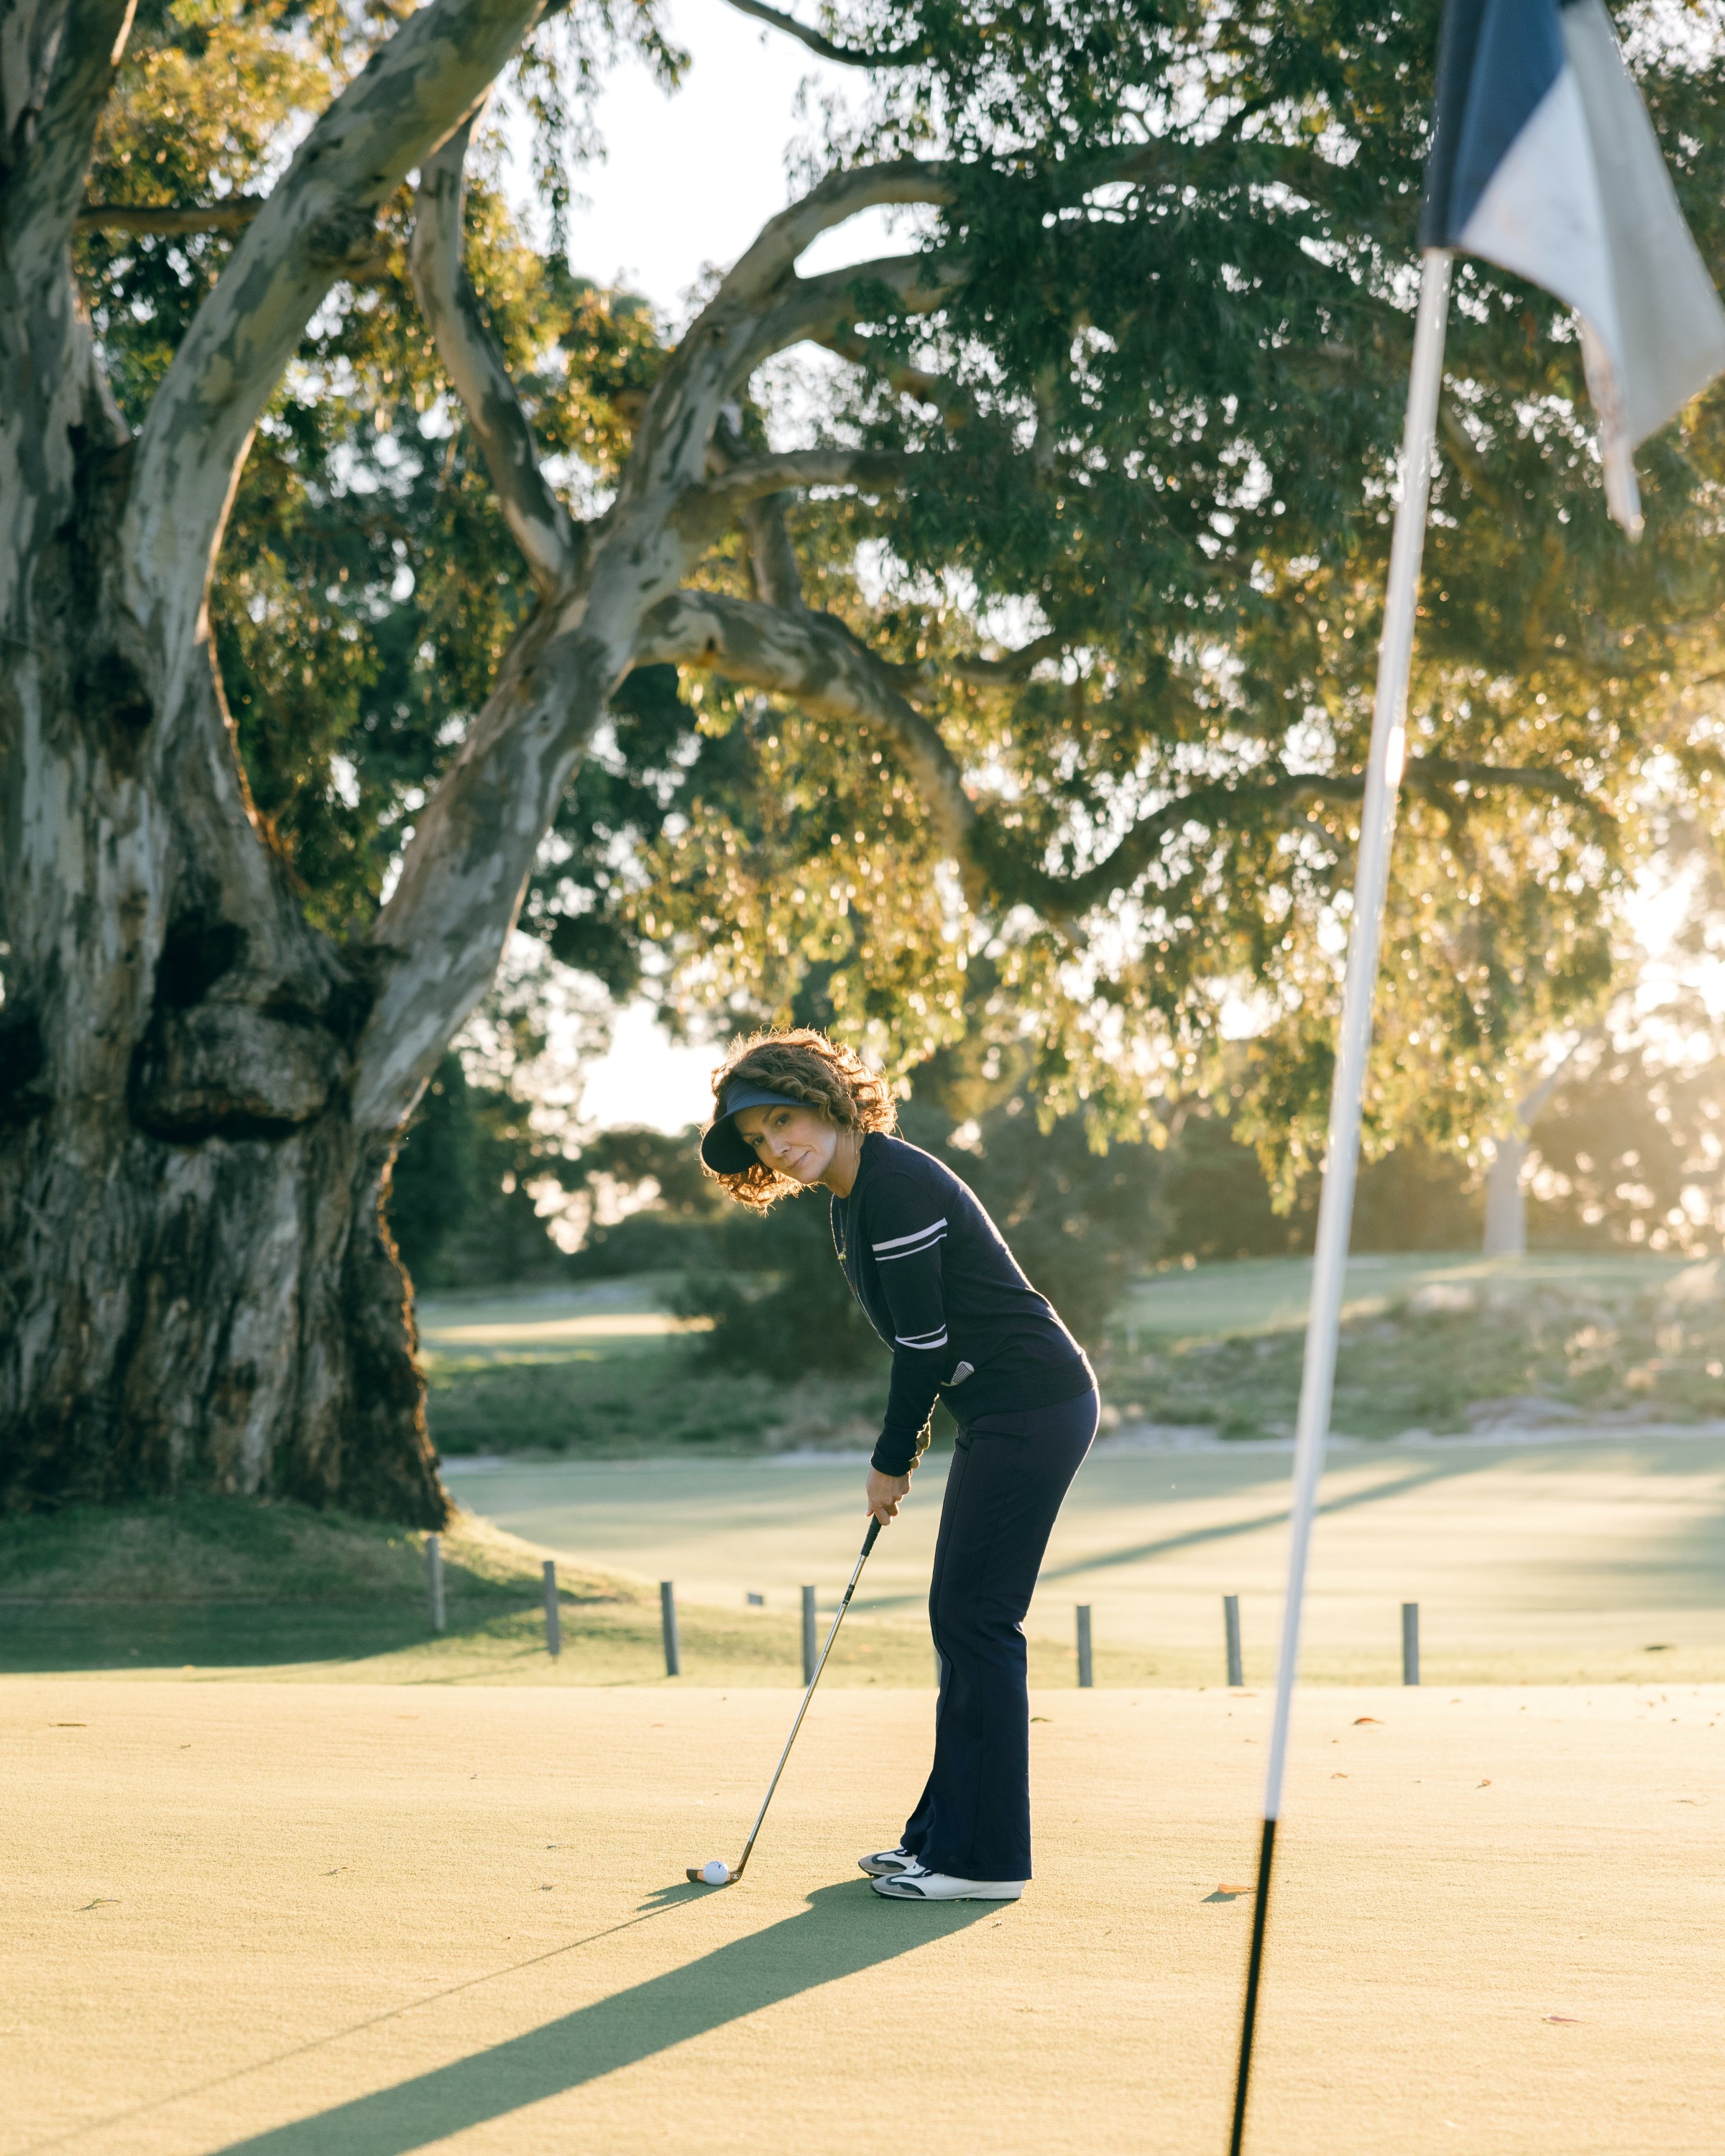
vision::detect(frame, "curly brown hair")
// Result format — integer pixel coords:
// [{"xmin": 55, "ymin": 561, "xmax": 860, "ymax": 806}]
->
[{"xmin": 704, "ymin": 1028, "xmax": 897, "ymax": 1208}]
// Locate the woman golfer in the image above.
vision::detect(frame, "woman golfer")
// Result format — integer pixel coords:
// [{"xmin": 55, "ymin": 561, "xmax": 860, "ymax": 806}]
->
[{"xmin": 700, "ymin": 1028, "xmax": 1098, "ymax": 1902}]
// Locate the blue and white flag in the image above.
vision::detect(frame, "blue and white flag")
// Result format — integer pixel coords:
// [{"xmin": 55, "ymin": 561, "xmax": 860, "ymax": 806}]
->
[{"xmin": 1421, "ymin": 0, "xmax": 1725, "ymax": 532}]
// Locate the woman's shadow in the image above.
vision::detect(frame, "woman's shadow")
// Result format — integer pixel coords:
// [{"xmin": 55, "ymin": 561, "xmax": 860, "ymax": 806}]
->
[{"xmin": 214, "ymin": 1879, "xmax": 990, "ymax": 2156}]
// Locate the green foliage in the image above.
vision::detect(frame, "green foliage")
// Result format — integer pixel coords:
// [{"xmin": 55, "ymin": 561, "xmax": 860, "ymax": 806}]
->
[
  {"xmin": 1526, "ymin": 1041, "xmax": 1725, "ymax": 1255},
  {"xmin": 596, "ymin": 0, "xmax": 1725, "ymax": 1156},
  {"xmin": 390, "ymin": 1054, "xmax": 567, "ymax": 1291},
  {"xmin": 1113, "ymin": 1268, "xmax": 1725, "ymax": 1439},
  {"xmin": 674, "ymin": 1189, "xmax": 883, "ymax": 1379}
]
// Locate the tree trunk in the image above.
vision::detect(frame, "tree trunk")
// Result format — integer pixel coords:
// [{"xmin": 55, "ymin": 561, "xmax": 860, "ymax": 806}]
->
[
  {"xmin": 1481, "ymin": 1134, "xmax": 1528, "ymax": 1258},
  {"xmin": 1478, "ymin": 1035, "xmax": 1599, "ymax": 1261},
  {"xmin": 1, "ymin": 0, "xmax": 563, "ymax": 1520},
  {"xmin": 0, "ymin": 331, "xmax": 443, "ymax": 1523}
]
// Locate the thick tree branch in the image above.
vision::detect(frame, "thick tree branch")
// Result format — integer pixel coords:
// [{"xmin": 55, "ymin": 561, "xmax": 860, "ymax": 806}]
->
[
  {"xmin": 75, "ymin": 197, "xmax": 264, "ymax": 235},
  {"xmin": 717, "ymin": 0, "xmax": 924, "ymax": 67},
  {"xmin": 1, "ymin": 0, "xmax": 69, "ymax": 163},
  {"xmin": 1025, "ymin": 756, "xmax": 1595, "ymax": 918},
  {"xmin": 634, "ymin": 588, "xmax": 982, "ymax": 896},
  {"xmin": 630, "ymin": 591, "xmax": 1601, "ymax": 927},
  {"xmin": 948, "ymin": 634, "xmax": 1064, "ymax": 687},
  {"xmin": 719, "ymin": 162, "xmax": 956, "ymax": 308},
  {"xmin": 692, "ymin": 448, "xmax": 913, "ymax": 520},
  {"xmin": 1407, "ymin": 755, "xmax": 1588, "ymax": 806},
  {"xmin": 3, "ymin": 0, "xmax": 136, "ymax": 281},
  {"xmin": 356, "ymin": 595, "xmax": 615, "ymax": 1130},
  {"xmin": 409, "ymin": 115, "xmax": 579, "ymax": 597},
  {"xmin": 742, "ymin": 495, "xmax": 804, "ymax": 609},
  {"xmin": 121, "ymin": 0, "xmax": 548, "ymax": 696}
]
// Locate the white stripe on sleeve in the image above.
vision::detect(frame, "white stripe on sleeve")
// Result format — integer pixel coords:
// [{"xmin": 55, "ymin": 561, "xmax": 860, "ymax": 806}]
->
[{"xmin": 872, "ymin": 1217, "xmax": 947, "ymax": 1253}]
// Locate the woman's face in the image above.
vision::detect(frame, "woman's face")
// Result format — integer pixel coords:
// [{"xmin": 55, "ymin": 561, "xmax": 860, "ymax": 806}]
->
[{"xmin": 732, "ymin": 1102, "xmax": 840, "ymax": 1184}]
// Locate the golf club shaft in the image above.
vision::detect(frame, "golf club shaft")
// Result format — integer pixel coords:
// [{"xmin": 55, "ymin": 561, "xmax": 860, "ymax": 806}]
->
[{"xmin": 732, "ymin": 1517, "xmax": 882, "ymax": 1879}]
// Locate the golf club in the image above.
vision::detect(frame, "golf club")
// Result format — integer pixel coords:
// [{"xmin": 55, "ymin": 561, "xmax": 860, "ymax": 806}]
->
[{"xmin": 687, "ymin": 1516, "xmax": 883, "ymax": 1886}]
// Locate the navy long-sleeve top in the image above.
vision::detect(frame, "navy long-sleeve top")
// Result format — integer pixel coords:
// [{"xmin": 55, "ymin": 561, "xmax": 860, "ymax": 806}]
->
[{"xmin": 831, "ymin": 1133, "xmax": 1094, "ymax": 1475}]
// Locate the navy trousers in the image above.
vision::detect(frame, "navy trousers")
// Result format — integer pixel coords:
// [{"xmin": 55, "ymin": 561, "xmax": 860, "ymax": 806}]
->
[{"xmin": 900, "ymin": 1386, "xmax": 1098, "ymax": 1881}]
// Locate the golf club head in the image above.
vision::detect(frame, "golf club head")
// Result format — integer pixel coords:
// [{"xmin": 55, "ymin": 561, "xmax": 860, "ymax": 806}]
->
[{"xmin": 686, "ymin": 1864, "xmax": 733, "ymax": 1886}]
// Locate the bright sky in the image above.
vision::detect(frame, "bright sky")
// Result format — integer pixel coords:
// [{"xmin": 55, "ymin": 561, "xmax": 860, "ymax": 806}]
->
[
  {"xmin": 577, "ymin": 998, "xmax": 716, "ymax": 1133},
  {"xmin": 523, "ymin": 0, "xmax": 901, "ymax": 316}
]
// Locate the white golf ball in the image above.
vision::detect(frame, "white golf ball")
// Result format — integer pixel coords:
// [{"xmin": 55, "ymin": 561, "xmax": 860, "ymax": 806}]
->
[{"xmin": 701, "ymin": 1860, "xmax": 730, "ymax": 1885}]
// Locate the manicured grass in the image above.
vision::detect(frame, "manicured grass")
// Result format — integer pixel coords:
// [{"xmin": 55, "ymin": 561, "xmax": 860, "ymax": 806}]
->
[
  {"xmin": 418, "ymin": 1255, "xmax": 1725, "ymax": 1458},
  {"xmin": 1115, "ymin": 1250, "xmax": 1695, "ymax": 1343},
  {"xmin": 418, "ymin": 1279, "xmax": 888, "ymax": 1457},
  {"xmin": 0, "ymin": 1496, "xmax": 935, "ymax": 1685},
  {"xmin": 424, "ymin": 1344, "xmax": 888, "ymax": 1459},
  {"xmin": 1110, "ymin": 1252, "xmax": 1725, "ymax": 1437}
]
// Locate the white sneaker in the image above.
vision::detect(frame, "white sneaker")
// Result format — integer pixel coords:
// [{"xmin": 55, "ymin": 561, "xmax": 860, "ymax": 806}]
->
[
  {"xmin": 858, "ymin": 1846, "xmax": 918, "ymax": 1878},
  {"xmin": 870, "ymin": 1861, "xmax": 1024, "ymax": 1902}
]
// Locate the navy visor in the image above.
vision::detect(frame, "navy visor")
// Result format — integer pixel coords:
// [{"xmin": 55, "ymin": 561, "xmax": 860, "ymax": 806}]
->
[{"xmin": 699, "ymin": 1083, "xmax": 809, "ymax": 1174}]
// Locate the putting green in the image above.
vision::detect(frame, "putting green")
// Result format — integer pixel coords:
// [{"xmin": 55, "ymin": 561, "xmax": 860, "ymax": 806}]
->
[{"xmin": 8, "ymin": 1680, "xmax": 1720, "ymax": 2154}]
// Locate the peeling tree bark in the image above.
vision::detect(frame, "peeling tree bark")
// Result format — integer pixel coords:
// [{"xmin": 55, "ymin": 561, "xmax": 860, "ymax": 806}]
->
[{"xmin": 0, "ymin": 0, "xmax": 549, "ymax": 1520}]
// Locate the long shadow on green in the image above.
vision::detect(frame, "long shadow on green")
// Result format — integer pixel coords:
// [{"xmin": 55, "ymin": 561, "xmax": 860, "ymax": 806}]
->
[
  {"xmin": 0, "ymin": 1603, "xmax": 549, "ymax": 1673},
  {"xmin": 212, "ymin": 1882, "xmax": 987, "ymax": 2156},
  {"xmin": 1036, "ymin": 1461, "xmax": 1463, "ymax": 1583}
]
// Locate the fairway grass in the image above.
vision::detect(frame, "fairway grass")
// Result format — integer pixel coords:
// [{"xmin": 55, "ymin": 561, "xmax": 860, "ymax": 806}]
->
[
  {"xmin": 417, "ymin": 1253, "xmax": 1725, "ymax": 1460},
  {"xmin": 7, "ymin": 1680, "xmax": 1720, "ymax": 2155},
  {"xmin": 14, "ymin": 1415, "xmax": 1725, "ymax": 1691}
]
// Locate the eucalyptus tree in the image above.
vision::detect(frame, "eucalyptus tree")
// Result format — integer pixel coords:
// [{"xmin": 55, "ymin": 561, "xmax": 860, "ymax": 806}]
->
[{"xmin": 5, "ymin": 0, "xmax": 1723, "ymax": 1518}]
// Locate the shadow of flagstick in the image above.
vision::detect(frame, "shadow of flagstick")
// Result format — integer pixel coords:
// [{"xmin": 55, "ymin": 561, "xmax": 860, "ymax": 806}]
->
[
  {"xmin": 1037, "ymin": 1460, "xmax": 1462, "ymax": 1583},
  {"xmin": 212, "ymin": 1881, "xmax": 990, "ymax": 2156}
]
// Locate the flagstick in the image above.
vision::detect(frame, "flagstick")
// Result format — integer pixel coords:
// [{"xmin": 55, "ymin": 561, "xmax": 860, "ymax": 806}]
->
[{"xmin": 1227, "ymin": 247, "xmax": 1452, "ymax": 2156}]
